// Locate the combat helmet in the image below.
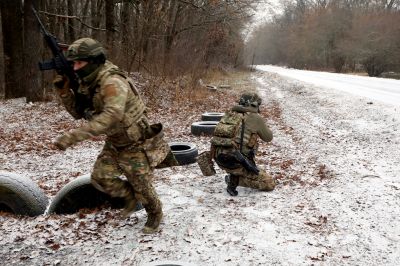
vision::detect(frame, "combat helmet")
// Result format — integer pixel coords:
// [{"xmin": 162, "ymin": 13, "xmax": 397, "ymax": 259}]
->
[
  {"xmin": 65, "ymin": 37, "xmax": 106, "ymax": 63},
  {"xmin": 238, "ymin": 92, "xmax": 262, "ymax": 108}
]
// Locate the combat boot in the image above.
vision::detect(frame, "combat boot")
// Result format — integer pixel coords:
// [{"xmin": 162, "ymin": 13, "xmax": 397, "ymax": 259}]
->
[
  {"xmin": 121, "ymin": 195, "xmax": 138, "ymax": 218},
  {"xmin": 225, "ymin": 175, "xmax": 238, "ymax": 196},
  {"xmin": 143, "ymin": 210, "xmax": 163, "ymax": 234}
]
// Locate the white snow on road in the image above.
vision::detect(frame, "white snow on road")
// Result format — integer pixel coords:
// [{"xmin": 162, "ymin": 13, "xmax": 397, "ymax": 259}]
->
[{"xmin": 256, "ymin": 65, "xmax": 400, "ymax": 106}]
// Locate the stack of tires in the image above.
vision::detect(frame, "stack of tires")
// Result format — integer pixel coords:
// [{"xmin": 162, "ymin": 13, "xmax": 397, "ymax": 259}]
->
[{"xmin": 190, "ymin": 112, "xmax": 224, "ymax": 136}]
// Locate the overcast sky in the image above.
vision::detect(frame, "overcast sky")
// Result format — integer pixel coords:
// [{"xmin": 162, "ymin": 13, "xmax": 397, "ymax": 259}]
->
[{"xmin": 244, "ymin": 0, "xmax": 282, "ymax": 41}]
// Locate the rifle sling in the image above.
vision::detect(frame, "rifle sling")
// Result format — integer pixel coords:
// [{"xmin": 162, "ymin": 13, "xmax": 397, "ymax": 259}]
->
[{"xmin": 239, "ymin": 117, "xmax": 245, "ymax": 153}]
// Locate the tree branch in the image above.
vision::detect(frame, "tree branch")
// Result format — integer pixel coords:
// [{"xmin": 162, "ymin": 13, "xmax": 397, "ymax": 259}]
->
[{"xmin": 39, "ymin": 10, "xmax": 108, "ymax": 31}]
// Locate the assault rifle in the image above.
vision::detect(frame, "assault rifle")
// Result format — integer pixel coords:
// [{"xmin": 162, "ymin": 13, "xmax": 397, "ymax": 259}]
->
[
  {"xmin": 32, "ymin": 6, "xmax": 90, "ymax": 116},
  {"xmin": 233, "ymin": 150, "xmax": 260, "ymax": 175}
]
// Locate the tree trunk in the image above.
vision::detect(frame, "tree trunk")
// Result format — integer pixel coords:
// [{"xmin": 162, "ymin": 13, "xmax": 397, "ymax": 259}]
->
[
  {"xmin": 67, "ymin": 0, "xmax": 76, "ymax": 43},
  {"xmin": 0, "ymin": 0, "xmax": 25, "ymax": 99},
  {"xmin": 24, "ymin": 0, "xmax": 44, "ymax": 102},
  {"xmin": 0, "ymin": 11, "xmax": 4, "ymax": 98},
  {"xmin": 105, "ymin": 0, "xmax": 115, "ymax": 57},
  {"xmin": 91, "ymin": 0, "xmax": 101, "ymax": 40},
  {"xmin": 120, "ymin": 0, "xmax": 131, "ymax": 70}
]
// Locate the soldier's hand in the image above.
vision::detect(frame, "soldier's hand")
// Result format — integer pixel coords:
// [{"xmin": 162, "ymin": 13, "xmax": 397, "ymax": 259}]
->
[
  {"xmin": 53, "ymin": 75, "xmax": 70, "ymax": 90},
  {"xmin": 54, "ymin": 133, "xmax": 74, "ymax": 151}
]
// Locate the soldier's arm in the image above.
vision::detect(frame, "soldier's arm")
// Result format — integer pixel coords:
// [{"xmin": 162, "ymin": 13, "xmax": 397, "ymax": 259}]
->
[
  {"xmin": 68, "ymin": 77, "xmax": 128, "ymax": 143},
  {"xmin": 254, "ymin": 114, "xmax": 273, "ymax": 142},
  {"xmin": 54, "ymin": 75, "xmax": 83, "ymax": 119}
]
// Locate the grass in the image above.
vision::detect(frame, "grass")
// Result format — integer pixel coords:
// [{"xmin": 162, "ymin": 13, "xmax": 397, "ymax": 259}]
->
[{"xmin": 202, "ymin": 68, "xmax": 258, "ymax": 95}]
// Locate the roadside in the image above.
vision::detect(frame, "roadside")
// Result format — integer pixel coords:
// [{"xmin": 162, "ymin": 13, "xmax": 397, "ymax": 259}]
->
[{"xmin": 0, "ymin": 70, "xmax": 399, "ymax": 265}]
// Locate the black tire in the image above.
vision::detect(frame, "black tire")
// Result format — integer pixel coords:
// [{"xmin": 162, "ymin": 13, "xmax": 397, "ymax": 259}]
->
[
  {"xmin": 201, "ymin": 112, "xmax": 224, "ymax": 121},
  {"xmin": 144, "ymin": 261, "xmax": 195, "ymax": 266},
  {"xmin": 169, "ymin": 142, "xmax": 198, "ymax": 165},
  {"xmin": 47, "ymin": 174, "xmax": 143, "ymax": 214},
  {"xmin": 191, "ymin": 121, "xmax": 218, "ymax": 136},
  {"xmin": 0, "ymin": 171, "xmax": 48, "ymax": 216}
]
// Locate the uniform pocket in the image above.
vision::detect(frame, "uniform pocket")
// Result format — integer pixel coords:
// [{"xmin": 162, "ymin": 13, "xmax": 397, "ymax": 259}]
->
[
  {"xmin": 141, "ymin": 123, "xmax": 169, "ymax": 168},
  {"xmin": 125, "ymin": 123, "xmax": 142, "ymax": 143}
]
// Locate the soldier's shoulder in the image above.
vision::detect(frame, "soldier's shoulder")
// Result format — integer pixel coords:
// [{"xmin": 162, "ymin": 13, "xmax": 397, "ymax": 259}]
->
[
  {"xmin": 247, "ymin": 112, "xmax": 263, "ymax": 120},
  {"xmin": 246, "ymin": 112, "xmax": 266, "ymax": 127},
  {"xmin": 100, "ymin": 73, "xmax": 128, "ymax": 88}
]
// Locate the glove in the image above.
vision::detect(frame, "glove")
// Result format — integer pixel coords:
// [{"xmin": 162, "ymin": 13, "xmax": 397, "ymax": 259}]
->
[
  {"xmin": 54, "ymin": 133, "xmax": 75, "ymax": 151},
  {"xmin": 53, "ymin": 75, "xmax": 70, "ymax": 97},
  {"xmin": 53, "ymin": 75, "xmax": 69, "ymax": 89},
  {"xmin": 54, "ymin": 128, "xmax": 93, "ymax": 151}
]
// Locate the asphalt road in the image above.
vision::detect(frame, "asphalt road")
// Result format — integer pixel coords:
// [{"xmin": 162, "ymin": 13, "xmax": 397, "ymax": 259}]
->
[{"xmin": 256, "ymin": 65, "xmax": 400, "ymax": 106}]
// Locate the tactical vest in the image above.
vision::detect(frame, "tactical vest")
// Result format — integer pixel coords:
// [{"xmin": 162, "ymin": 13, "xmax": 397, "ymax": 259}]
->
[
  {"xmin": 211, "ymin": 111, "xmax": 259, "ymax": 173},
  {"xmin": 96, "ymin": 63, "xmax": 146, "ymax": 124},
  {"xmin": 87, "ymin": 62, "xmax": 148, "ymax": 146},
  {"xmin": 211, "ymin": 111, "xmax": 244, "ymax": 149}
]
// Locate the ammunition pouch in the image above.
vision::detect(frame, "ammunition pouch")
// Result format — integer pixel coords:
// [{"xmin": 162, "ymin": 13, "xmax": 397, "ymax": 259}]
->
[
  {"xmin": 141, "ymin": 123, "xmax": 170, "ymax": 168},
  {"xmin": 197, "ymin": 151, "xmax": 216, "ymax": 176}
]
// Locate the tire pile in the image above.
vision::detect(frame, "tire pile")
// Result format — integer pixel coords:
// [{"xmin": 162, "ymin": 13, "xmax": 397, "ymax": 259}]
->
[{"xmin": 190, "ymin": 112, "xmax": 224, "ymax": 136}]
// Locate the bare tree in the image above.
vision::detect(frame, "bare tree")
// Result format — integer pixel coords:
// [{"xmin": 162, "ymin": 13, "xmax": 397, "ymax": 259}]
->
[
  {"xmin": 0, "ymin": 0, "xmax": 258, "ymax": 101},
  {"xmin": 344, "ymin": 11, "xmax": 400, "ymax": 76},
  {"xmin": 67, "ymin": 0, "xmax": 76, "ymax": 42},
  {"xmin": 0, "ymin": 0, "xmax": 24, "ymax": 99},
  {"xmin": 247, "ymin": 0, "xmax": 400, "ymax": 75},
  {"xmin": 0, "ymin": 11, "xmax": 4, "ymax": 98},
  {"xmin": 24, "ymin": 0, "xmax": 44, "ymax": 102},
  {"xmin": 105, "ymin": 0, "xmax": 116, "ymax": 53}
]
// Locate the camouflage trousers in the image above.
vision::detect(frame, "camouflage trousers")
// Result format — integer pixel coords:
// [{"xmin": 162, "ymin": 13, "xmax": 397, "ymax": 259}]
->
[
  {"xmin": 224, "ymin": 167, "xmax": 276, "ymax": 191},
  {"xmin": 91, "ymin": 142, "xmax": 162, "ymax": 215}
]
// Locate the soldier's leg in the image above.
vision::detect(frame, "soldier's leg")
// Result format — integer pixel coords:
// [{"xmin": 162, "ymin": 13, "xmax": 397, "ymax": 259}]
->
[
  {"xmin": 118, "ymin": 150, "xmax": 163, "ymax": 234},
  {"xmin": 225, "ymin": 173, "xmax": 239, "ymax": 196},
  {"xmin": 239, "ymin": 169, "xmax": 276, "ymax": 191},
  {"xmin": 91, "ymin": 143, "xmax": 137, "ymax": 216}
]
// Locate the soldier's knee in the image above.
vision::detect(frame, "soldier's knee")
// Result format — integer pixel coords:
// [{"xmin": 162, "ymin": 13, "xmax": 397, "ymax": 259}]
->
[
  {"xmin": 259, "ymin": 171, "xmax": 276, "ymax": 191},
  {"xmin": 91, "ymin": 174, "xmax": 107, "ymax": 193},
  {"xmin": 260, "ymin": 181, "xmax": 276, "ymax": 191},
  {"xmin": 130, "ymin": 173, "xmax": 153, "ymax": 187},
  {"xmin": 261, "ymin": 178, "xmax": 276, "ymax": 191},
  {"xmin": 91, "ymin": 171, "xmax": 116, "ymax": 192},
  {"xmin": 134, "ymin": 193, "xmax": 148, "ymax": 204}
]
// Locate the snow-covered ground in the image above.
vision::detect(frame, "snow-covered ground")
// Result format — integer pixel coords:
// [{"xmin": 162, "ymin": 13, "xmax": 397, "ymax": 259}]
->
[
  {"xmin": 257, "ymin": 65, "xmax": 400, "ymax": 106},
  {"xmin": 1, "ymin": 68, "xmax": 399, "ymax": 265}
]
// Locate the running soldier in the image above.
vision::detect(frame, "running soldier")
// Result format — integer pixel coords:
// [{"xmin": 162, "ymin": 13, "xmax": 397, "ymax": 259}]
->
[{"xmin": 53, "ymin": 38, "xmax": 174, "ymax": 233}]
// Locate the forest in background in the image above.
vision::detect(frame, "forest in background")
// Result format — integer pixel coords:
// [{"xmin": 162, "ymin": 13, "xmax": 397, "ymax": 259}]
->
[
  {"xmin": 0, "ymin": 0, "xmax": 259, "ymax": 101},
  {"xmin": 246, "ymin": 0, "xmax": 400, "ymax": 77}
]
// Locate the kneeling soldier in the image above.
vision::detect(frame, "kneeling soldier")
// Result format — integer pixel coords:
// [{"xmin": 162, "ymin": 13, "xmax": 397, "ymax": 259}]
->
[{"xmin": 209, "ymin": 92, "xmax": 276, "ymax": 196}]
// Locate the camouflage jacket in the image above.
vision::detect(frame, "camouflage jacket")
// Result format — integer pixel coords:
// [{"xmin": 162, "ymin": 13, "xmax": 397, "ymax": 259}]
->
[
  {"xmin": 230, "ymin": 104, "xmax": 273, "ymax": 156},
  {"xmin": 59, "ymin": 61, "xmax": 148, "ymax": 147}
]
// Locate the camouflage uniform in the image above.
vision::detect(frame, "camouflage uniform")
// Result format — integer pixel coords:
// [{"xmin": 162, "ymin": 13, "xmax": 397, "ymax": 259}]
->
[
  {"xmin": 54, "ymin": 38, "xmax": 171, "ymax": 233},
  {"xmin": 212, "ymin": 93, "xmax": 276, "ymax": 195}
]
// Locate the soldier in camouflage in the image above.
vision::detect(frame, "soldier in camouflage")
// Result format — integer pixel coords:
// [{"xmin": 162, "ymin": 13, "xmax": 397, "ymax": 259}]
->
[
  {"xmin": 212, "ymin": 92, "xmax": 276, "ymax": 196},
  {"xmin": 53, "ymin": 38, "xmax": 169, "ymax": 234}
]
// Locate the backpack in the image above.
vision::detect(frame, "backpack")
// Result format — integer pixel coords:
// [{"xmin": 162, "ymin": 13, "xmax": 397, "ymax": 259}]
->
[
  {"xmin": 211, "ymin": 110, "xmax": 259, "ymax": 174},
  {"xmin": 211, "ymin": 110, "xmax": 243, "ymax": 149}
]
